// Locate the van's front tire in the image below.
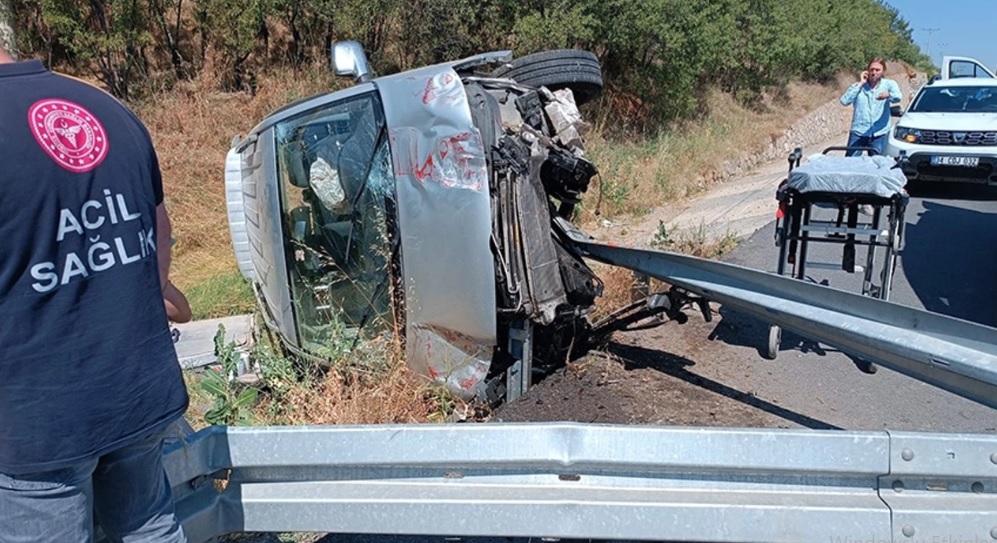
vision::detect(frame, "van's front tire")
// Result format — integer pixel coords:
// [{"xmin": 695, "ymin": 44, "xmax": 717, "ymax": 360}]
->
[{"xmin": 491, "ymin": 49, "xmax": 603, "ymax": 105}]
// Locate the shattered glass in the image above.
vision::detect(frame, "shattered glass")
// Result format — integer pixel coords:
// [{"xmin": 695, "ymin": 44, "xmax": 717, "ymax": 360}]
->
[{"xmin": 273, "ymin": 93, "xmax": 396, "ymax": 357}]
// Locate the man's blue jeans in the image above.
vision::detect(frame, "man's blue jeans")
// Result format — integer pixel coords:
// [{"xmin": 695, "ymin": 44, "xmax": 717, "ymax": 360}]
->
[
  {"xmin": 846, "ymin": 132, "xmax": 886, "ymax": 156},
  {"xmin": 0, "ymin": 429, "xmax": 186, "ymax": 543}
]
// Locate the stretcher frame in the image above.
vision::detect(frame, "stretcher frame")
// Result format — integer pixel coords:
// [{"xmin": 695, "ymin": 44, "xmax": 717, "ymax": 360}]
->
[{"xmin": 766, "ymin": 146, "xmax": 909, "ymax": 360}]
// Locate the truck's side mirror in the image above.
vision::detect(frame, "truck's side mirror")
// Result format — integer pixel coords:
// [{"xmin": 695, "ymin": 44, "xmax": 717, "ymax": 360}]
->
[
  {"xmin": 331, "ymin": 41, "xmax": 372, "ymax": 84},
  {"xmin": 890, "ymin": 105, "xmax": 904, "ymax": 117}
]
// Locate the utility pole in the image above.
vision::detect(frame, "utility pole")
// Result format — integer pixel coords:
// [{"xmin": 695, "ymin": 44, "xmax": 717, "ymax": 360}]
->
[{"xmin": 921, "ymin": 27, "xmax": 940, "ymax": 62}]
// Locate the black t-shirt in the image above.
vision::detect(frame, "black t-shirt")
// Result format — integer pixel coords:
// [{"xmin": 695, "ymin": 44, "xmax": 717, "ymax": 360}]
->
[{"xmin": 0, "ymin": 60, "xmax": 188, "ymax": 474}]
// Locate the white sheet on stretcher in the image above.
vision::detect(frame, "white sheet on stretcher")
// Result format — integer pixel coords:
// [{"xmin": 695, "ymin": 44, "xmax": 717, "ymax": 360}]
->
[{"xmin": 787, "ymin": 155, "xmax": 907, "ymax": 198}]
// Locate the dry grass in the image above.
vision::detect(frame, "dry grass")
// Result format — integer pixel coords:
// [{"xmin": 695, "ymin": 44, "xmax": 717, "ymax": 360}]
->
[
  {"xmin": 580, "ymin": 80, "xmax": 842, "ymax": 224},
  {"xmin": 185, "ymin": 363, "xmax": 452, "ymax": 431},
  {"xmin": 266, "ymin": 361, "xmax": 454, "ymax": 425},
  {"xmin": 651, "ymin": 221, "xmax": 741, "ymax": 259},
  {"xmin": 184, "ymin": 329, "xmax": 464, "ymax": 430},
  {"xmin": 260, "ymin": 331, "xmax": 460, "ymax": 425},
  {"xmin": 591, "ymin": 264, "xmax": 643, "ymax": 321}
]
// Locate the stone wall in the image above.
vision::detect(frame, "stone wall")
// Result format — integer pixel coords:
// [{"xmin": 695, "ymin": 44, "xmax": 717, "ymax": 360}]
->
[{"xmin": 716, "ymin": 67, "xmax": 927, "ymax": 182}]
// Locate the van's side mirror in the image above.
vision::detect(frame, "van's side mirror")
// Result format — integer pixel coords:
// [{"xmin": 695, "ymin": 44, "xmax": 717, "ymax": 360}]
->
[
  {"xmin": 331, "ymin": 41, "xmax": 372, "ymax": 84},
  {"xmin": 890, "ymin": 105, "xmax": 904, "ymax": 117}
]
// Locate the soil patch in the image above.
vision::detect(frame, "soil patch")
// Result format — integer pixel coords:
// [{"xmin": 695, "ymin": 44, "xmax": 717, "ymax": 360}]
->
[{"xmin": 497, "ymin": 315, "xmax": 786, "ymax": 429}]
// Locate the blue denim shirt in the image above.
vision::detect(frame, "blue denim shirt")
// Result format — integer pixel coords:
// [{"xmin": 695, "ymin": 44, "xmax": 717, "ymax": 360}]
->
[{"xmin": 840, "ymin": 78, "xmax": 903, "ymax": 137}]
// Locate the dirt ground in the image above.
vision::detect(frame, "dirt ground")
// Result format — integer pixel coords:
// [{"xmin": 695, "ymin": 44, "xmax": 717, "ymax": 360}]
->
[{"xmin": 496, "ymin": 304, "xmax": 790, "ymax": 429}]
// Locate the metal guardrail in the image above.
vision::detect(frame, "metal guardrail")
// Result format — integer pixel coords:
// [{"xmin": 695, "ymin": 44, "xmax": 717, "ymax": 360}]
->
[
  {"xmin": 165, "ymin": 423, "xmax": 997, "ymax": 543},
  {"xmin": 567, "ymin": 236, "xmax": 997, "ymax": 409}
]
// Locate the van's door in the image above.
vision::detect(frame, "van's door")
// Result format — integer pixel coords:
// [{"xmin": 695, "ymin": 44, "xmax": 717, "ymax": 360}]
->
[{"xmin": 942, "ymin": 56, "xmax": 996, "ymax": 79}]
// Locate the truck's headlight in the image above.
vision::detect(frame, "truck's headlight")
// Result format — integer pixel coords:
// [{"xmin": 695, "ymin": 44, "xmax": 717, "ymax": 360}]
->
[{"xmin": 893, "ymin": 126, "xmax": 921, "ymax": 143}]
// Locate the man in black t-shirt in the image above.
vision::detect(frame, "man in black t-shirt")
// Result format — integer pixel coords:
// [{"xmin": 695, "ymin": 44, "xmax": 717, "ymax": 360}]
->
[{"xmin": 0, "ymin": 45, "xmax": 189, "ymax": 542}]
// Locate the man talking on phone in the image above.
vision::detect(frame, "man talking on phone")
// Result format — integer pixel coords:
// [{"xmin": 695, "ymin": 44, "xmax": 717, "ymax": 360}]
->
[{"xmin": 840, "ymin": 57, "xmax": 903, "ymax": 156}]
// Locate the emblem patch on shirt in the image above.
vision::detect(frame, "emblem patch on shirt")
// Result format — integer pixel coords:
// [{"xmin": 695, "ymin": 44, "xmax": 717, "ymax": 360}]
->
[{"xmin": 28, "ymin": 99, "xmax": 109, "ymax": 173}]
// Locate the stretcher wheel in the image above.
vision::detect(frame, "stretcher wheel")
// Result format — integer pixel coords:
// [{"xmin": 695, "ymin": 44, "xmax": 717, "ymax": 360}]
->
[{"xmin": 765, "ymin": 324, "xmax": 781, "ymax": 360}]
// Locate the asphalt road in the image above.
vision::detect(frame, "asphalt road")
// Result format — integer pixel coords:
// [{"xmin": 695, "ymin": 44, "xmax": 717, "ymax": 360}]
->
[{"xmin": 710, "ymin": 193, "xmax": 997, "ymax": 432}]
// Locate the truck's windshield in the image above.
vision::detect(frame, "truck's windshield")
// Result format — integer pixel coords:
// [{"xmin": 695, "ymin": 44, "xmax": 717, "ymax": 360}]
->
[{"xmin": 273, "ymin": 93, "xmax": 396, "ymax": 355}]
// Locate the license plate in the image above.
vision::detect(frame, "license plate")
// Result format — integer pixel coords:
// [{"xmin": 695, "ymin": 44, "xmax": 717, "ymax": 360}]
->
[{"xmin": 930, "ymin": 156, "xmax": 979, "ymax": 167}]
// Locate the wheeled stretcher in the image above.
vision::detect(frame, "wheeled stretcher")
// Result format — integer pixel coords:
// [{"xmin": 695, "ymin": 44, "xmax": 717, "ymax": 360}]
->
[{"xmin": 766, "ymin": 146, "xmax": 909, "ymax": 360}]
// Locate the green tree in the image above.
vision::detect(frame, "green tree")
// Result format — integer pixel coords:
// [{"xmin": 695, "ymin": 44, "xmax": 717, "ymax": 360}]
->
[
  {"xmin": 8, "ymin": 0, "xmax": 931, "ymax": 123},
  {"xmin": 23, "ymin": 0, "xmax": 151, "ymax": 98},
  {"xmin": 147, "ymin": 0, "xmax": 188, "ymax": 80},
  {"xmin": 510, "ymin": 0, "xmax": 596, "ymax": 53},
  {"xmin": 391, "ymin": 0, "xmax": 479, "ymax": 69},
  {"xmin": 194, "ymin": 0, "xmax": 273, "ymax": 90},
  {"xmin": 272, "ymin": 0, "xmax": 339, "ymax": 66},
  {"xmin": 583, "ymin": 0, "xmax": 740, "ymax": 122}
]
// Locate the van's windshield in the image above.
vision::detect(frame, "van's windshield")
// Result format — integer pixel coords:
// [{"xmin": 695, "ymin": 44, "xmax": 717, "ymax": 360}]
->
[{"xmin": 273, "ymin": 93, "xmax": 396, "ymax": 356}]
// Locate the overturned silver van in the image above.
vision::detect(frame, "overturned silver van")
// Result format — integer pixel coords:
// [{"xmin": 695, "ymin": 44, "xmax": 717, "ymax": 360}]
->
[{"xmin": 225, "ymin": 43, "xmax": 625, "ymax": 402}]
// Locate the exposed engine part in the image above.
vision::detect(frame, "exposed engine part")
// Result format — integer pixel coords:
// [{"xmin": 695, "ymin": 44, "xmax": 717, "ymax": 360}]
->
[
  {"xmin": 542, "ymin": 87, "xmax": 590, "ymax": 149},
  {"xmin": 492, "ymin": 131, "xmax": 567, "ymax": 325},
  {"xmin": 554, "ymin": 240, "xmax": 603, "ymax": 309},
  {"xmin": 541, "ymin": 149, "xmax": 598, "ymax": 218},
  {"xmin": 481, "ymin": 77, "xmax": 648, "ymax": 394},
  {"xmin": 586, "ymin": 286, "xmax": 714, "ymax": 350},
  {"xmin": 515, "ymin": 91, "xmax": 546, "ymax": 131},
  {"xmin": 515, "ymin": 164, "xmax": 567, "ymax": 326},
  {"xmin": 493, "ymin": 134, "xmax": 532, "ymax": 178}
]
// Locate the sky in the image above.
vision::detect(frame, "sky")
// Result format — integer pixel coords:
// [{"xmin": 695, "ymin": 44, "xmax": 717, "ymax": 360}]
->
[{"xmin": 889, "ymin": 0, "xmax": 997, "ymax": 70}]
